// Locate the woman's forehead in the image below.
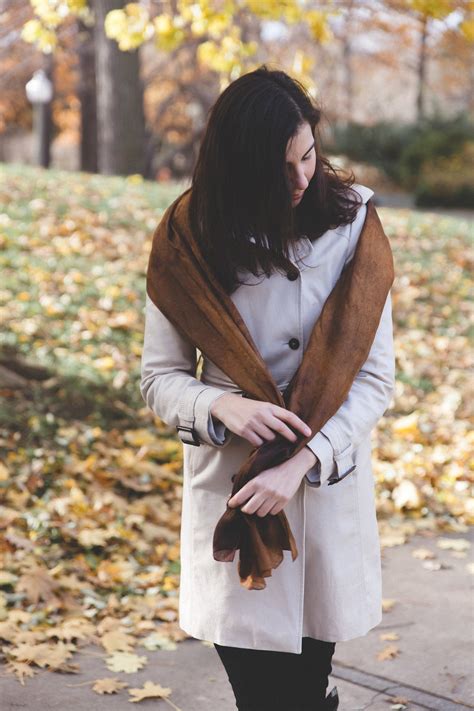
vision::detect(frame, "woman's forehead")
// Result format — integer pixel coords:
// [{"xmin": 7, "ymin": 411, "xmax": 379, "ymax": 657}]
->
[{"xmin": 286, "ymin": 124, "xmax": 314, "ymax": 162}]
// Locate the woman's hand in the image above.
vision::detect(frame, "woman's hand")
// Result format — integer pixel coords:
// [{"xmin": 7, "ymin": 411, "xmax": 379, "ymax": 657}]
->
[
  {"xmin": 227, "ymin": 446, "xmax": 318, "ymax": 517},
  {"xmin": 210, "ymin": 392, "xmax": 312, "ymax": 447}
]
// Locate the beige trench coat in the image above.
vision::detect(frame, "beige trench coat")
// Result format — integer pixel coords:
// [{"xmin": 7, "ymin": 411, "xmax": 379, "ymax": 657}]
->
[{"xmin": 140, "ymin": 183, "xmax": 396, "ymax": 653}]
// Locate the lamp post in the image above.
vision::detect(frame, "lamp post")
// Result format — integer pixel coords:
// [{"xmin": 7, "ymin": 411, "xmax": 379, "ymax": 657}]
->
[{"xmin": 25, "ymin": 69, "xmax": 53, "ymax": 168}]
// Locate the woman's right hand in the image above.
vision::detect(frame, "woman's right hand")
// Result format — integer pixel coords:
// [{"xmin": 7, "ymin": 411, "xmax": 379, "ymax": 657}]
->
[{"xmin": 210, "ymin": 392, "xmax": 312, "ymax": 447}]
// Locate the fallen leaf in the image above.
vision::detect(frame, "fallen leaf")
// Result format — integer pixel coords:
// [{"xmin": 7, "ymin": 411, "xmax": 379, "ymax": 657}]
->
[
  {"xmin": 128, "ymin": 680, "xmax": 173, "ymax": 703},
  {"xmin": 422, "ymin": 560, "xmax": 452, "ymax": 571},
  {"xmin": 93, "ymin": 677, "xmax": 129, "ymax": 694},
  {"xmin": 380, "ymin": 632, "xmax": 400, "ymax": 641},
  {"xmin": 380, "ymin": 533, "xmax": 407, "ymax": 547},
  {"xmin": 412, "ymin": 547, "xmax": 435, "ymax": 559},
  {"xmin": 105, "ymin": 651, "xmax": 147, "ymax": 673},
  {"xmin": 437, "ymin": 537, "xmax": 470, "ymax": 552},
  {"xmin": 101, "ymin": 629, "xmax": 136, "ymax": 654},
  {"xmin": 377, "ymin": 644, "xmax": 400, "ymax": 661}
]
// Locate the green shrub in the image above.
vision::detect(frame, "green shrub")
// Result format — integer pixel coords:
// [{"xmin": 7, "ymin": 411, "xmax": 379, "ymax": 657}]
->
[
  {"xmin": 327, "ymin": 113, "xmax": 474, "ymax": 194},
  {"xmin": 415, "ymin": 141, "xmax": 474, "ymax": 208},
  {"xmin": 399, "ymin": 114, "xmax": 474, "ymax": 190},
  {"xmin": 328, "ymin": 121, "xmax": 412, "ymax": 183}
]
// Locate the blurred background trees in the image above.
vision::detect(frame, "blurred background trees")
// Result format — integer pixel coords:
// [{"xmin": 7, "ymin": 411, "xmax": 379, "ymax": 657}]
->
[{"xmin": 0, "ymin": 0, "xmax": 472, "ymax": 205}]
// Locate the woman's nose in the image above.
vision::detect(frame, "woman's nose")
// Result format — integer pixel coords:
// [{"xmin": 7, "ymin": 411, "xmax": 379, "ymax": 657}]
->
[{"xmin": 292, "ymin": 171, "xmax": 308, "ymax": 190}]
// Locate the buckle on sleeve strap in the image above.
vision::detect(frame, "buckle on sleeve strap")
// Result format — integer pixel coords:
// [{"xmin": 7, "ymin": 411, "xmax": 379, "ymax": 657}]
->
[{"xmin": 176, "ymin": 425, "xmax": 200, "ymax": 446}]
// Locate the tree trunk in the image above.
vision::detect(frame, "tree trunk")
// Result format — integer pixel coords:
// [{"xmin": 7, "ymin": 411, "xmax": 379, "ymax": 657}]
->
[
  {"xmin": 37, "ymin": 54, "xmax": 54, "ymax": 168},
  {"xmin": 93, "ymin": 0, "xmax": 146, "ymax": 176},
  {"xmin": 342, "ymin": 34, "xmax": 353, "ymax": 123},
  {"xmin": 341, "ymin": 0, "xmax": 354, "ymax": 125},
  {"xmin": 77, "ymin": 17, "xmax": 98, "ymax": 173},
  {"xmin": 416, "ymin": 16, "xmax": 428, "ymax": 121}
]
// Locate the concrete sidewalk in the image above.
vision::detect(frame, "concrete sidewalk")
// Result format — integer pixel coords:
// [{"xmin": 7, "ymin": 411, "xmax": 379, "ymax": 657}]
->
[{"xmin": 0, "ymin": 529, "xmax": 472, "ymax": 710}]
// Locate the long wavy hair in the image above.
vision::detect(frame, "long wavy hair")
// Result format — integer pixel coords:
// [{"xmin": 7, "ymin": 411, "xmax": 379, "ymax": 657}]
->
[{"xmin": 188, "ymin": 64, "xmax": 364, "ymax": 294}]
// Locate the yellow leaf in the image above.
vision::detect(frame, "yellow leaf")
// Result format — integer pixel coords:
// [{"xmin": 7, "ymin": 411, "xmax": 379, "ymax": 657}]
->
[
  {"xmin": 95, "ymin": 356, "xmax": 116, "ymax": 371},
  {"xmin": 437, "ymin": 537, "xmax": 470, "ymax": 552},
  {"xmin": 380, "ymin": 632, "xmax": 400, "ymax": 641},
  {"xmin": 78, "ymin": 528, "xmax": 109, "ymax": 547},
  {"xmin": 128, "ymin": 680, "xmax": 172, "ymax": 703},
  {"xmin": 105, "ymin": 651, "xmax": 147, "ymax": 673},
  {"xmin": 101, "ymin": 629, "xmax": 136, "ymax": 654},
  {"xmin": 93, "ymin": 677, "xmax": 129, "ymax": 695},
  {"xmin": 377, "ymin": 643, "xmax": 400, "ymax": 661},
  {"xmin": 392, "ymin": 480, "xmax": 422, "ymax": 510},
  {"xmin": 412, "ymin": 547, "xmax": 435, "ymax": 559},
  {"xmin": 392, "ymin": 412, "xmax": 420, "ymax": 436},
  {"xmin": 382, "ymin": 598, "xmax": 397, "ymax": 612}
]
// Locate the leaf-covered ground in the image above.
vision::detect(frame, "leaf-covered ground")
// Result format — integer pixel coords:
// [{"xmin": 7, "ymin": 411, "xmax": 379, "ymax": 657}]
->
[{"xmin": 0, "ymin": 163, "xmax": 472, "ymax": 697}]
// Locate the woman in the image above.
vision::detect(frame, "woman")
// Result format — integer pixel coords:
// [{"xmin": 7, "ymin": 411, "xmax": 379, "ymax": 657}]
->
[{"xmin": 140, "ymin": 66, "xmax": 395, "ymax": 711}]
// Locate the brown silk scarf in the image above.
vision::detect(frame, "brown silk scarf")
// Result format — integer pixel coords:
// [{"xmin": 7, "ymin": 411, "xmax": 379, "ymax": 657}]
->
[{"xmin": 146, "ymin": 188, "xmax": 395, "ymax": 590}]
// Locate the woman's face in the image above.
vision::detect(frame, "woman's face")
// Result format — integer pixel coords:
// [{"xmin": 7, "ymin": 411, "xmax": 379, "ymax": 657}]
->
[{"xmin": 285, "ymin": 122, "xmax": 317, "ymax": 205}]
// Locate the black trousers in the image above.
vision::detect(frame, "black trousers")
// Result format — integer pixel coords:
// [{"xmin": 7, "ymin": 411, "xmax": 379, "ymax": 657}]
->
[{"xmin": 214, "ymin": 637, "xmax": 336, "ymax": 711}]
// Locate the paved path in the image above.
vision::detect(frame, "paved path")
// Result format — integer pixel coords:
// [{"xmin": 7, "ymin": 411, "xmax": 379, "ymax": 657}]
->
[
  {"xmin": 1, "ymin": 529, "xmax": 472, "ymax": 710},
  {"xmin": 375, "ymin": 191, "xmax": 474, "ymax": 222}
]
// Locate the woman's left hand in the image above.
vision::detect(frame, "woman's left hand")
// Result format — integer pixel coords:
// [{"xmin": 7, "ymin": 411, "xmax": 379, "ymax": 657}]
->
[{"xmin": 227, "ymin": 447, "xmax": 317, "ymax": 517}]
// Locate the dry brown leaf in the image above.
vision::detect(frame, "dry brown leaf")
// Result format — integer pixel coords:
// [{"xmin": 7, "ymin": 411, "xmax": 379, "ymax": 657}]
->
[
  {"xmin": 10, "ymin": 641, "xmax": 76, "ymax": 669},
  {"xmin": 392, "ymin": 479, "xmax": 422, "ymax": 510},
  {"xmin": 380, "ymin": 533, "xmax": 406, "ymax": 547},
  {"xmin": 128, "ymin": 680, "xmax": 173, "ymax": 703},
  {"xmin": 4, "ymin": 660, "xmax": 36, "ymax": 684},
  {"xmin": 377, "ymin": 644, "xmax": 400, "ymax": 661},
  {"xmin": 105, "ymin": 651, "xmax": 147, "ymax": 673},
  {"xmin": 380, "ymin": 631, "xmax": 400, "ymax": 641},
  {"xmin": 422, "ymin": 560, "xmax": 452, "ymax": 571},
  {"xmin": 44, "ymin": 617, "xmax": 97, "ymax": 642},
  {"xmin": 412, "ymin": 547, "xmax": 435, "ymax": 559},
  {"xmin": 0, "ymin": 621, "xmax": 20, "ymax": 643},
  {"xmin": 16, "ymin": 567, "xmax": 62, "ymax": 606},
  {"xmin": 437, "ymin": 537, "xmax": 471, "ymax": 552},
  {"xmin": 92, "ymin": 677, "xmax": 129, "ymax": 694},
  {"xmin": 101, "ymin": 629, "xmax": 136, "ymax": 654},
  {"xmin": 0, "ymin": 505, "xmax": 19, "ymax": 528}
]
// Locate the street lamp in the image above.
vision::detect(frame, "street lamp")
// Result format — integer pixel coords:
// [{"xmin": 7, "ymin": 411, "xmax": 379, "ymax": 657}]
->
[{"xmin": 25, "ymin": 69, "xmax": 53, "ymax": 168}]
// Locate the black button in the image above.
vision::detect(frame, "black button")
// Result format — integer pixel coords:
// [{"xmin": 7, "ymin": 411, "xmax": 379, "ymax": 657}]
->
[
  {"xmin": 287, "ymin": 270, "xmax": 299, "ymax": 281},
  {"xmin": 288, "ymin": 338, "xmax": 300, "ymax": 350}
]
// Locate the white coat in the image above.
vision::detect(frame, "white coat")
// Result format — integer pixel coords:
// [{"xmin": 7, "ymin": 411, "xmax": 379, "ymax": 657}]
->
[{"xmin": 140, "ymin": 183, "xmax": 396, "ymax": 653}]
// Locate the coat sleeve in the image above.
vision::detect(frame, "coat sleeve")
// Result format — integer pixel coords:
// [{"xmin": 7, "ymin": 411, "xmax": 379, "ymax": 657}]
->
[
  {"xmin": 303, "ymin": 199, "xmax": 396, "ymax": 488},
  {"xmin": 140, "ymin": 293, "xmax": 232, "ymax": 448}
]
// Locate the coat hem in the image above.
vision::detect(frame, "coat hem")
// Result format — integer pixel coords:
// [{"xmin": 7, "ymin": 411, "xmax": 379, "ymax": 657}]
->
[{"xmin": 178, "ymin": 609, "xmax": 383, "ymax": 652}]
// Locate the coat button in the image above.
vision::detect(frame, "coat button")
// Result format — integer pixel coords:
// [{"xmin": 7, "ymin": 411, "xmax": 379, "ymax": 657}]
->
[
  {"xmin": 288, "ymin": 337, "xmax": 300, "ymax": 350},
  {"xmin": 287, "ymin": 269, "xmax": 299, "ymax": 281}
]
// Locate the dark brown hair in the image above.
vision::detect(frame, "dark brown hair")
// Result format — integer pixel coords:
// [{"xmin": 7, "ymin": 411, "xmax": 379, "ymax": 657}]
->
[{"xmin": 188, "ymin": 64, "xmax": 363, "ymax": 294}]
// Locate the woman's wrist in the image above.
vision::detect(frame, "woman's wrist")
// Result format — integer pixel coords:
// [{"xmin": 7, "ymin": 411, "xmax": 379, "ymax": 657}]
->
[
  {"xmin": 210, "ymin": 392, "xmax": 236, "ymax": 420},
  {"xmin": 292, "ymin": 445, "xmax": 318, "ymax": 475}
]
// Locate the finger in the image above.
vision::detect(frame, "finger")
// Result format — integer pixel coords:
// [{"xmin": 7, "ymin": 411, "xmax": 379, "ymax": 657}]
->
[
  {"xmin": 241, "ymin": 492, "xmax": 268, "ymax": 515},
  {"xmin": 269, "ymin": 500, "xmax": 284, "ymax": 515},
  {"xmin": 271, "ymin": 406, "xmax": 312, "ymax": 437},
  {"xmin": 243, "ymin": 430, "xmax": 265, "ymax": 447},
  {"xmin": 254, "ymin": 497, "xmax": 281, "ymax": 517},
  {"xmin": 228, "ymin": 482, "xmax": 255, "ymax": 508},
  {"xmin": 252, "ymin": 422, "xmax": 277, "ymax": 442},
  {"xmin": 263, "ymin": 415, "xmax": 299, "ymax": 443}
]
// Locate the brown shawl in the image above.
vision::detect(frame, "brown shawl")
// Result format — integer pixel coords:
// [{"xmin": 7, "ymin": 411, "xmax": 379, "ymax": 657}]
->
[{"xmin": 146, "ymin": 188, "xmax": 394, "ymax": 590}]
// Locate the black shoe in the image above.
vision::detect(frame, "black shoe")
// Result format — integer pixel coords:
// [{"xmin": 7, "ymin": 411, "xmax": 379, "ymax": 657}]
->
[{"xmin": 323, "ymin": 685, "xmax": 339, "ymax": 710}]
